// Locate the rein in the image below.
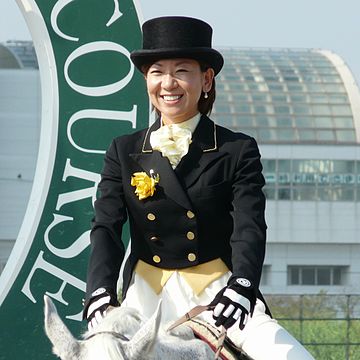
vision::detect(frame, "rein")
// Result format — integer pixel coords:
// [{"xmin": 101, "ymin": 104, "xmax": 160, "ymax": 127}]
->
[{"xmin": 84, "ymin": 331, "xmax": 130, "ymax": 342}]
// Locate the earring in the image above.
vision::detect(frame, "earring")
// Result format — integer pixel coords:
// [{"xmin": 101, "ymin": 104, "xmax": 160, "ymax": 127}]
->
[{"xmin": 204, "ymin": 92, "xmax": 208, "ymax": 99}]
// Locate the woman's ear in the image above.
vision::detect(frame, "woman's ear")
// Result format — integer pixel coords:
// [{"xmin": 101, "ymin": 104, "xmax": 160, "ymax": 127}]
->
[{"xmin": 203, "ymin": 68, "xmax": 215, "ymax": 92}]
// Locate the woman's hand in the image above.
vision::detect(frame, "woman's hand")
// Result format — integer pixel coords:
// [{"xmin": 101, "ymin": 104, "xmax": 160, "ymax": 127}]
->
[
  {"xmin": 85, "ymin": 288, "xmax": 119, "ymax": 330},
  {"xmin": 210, "ymin": 278, "xmax": 256, "ymax": 330}
]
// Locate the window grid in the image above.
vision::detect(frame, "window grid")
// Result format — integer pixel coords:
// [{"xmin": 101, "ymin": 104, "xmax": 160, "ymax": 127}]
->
[
  {"xmin": 288, "ymin": 266, "xmax": 346, "ymax": 286},
  {"xmin": 213, "ymin": 48, "xmax": 357, "ymax": 144},
  {"xmin": 262, "ymin": 159, "xmax": 360, "ymax": 202}
]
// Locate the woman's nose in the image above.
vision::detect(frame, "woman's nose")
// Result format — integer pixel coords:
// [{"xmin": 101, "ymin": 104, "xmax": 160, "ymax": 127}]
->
[{"xmin": 162, "ymin": 74, "xmax": 178, "ymax": 90}]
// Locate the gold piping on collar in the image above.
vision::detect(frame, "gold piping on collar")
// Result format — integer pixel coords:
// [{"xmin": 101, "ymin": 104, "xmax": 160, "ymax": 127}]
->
[
  {"xmin": 141, "ymin": 126, "xmax": 153, "ymax": 153},
  {"xmin": 202, "ymin": 121, "xmax": 217, "ymax": 152}
]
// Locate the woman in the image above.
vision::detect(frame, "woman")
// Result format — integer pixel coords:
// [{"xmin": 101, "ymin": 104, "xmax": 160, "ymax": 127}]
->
[{"xmin": 83, "ymin": 16, "xmax": 314, "ymax": 359}]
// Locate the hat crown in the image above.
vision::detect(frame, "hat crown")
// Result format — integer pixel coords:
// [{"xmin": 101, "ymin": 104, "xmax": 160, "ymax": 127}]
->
[
  {"xmin": 130, "ymin": 16, "xmax": 224, "ymax": 75},
  {"xmin": 142, "ymin": 16, "xmax": 213, "ymax": 50}
]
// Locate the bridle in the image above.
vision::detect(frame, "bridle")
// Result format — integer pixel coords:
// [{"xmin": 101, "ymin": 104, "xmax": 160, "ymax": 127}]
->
[{"xmin": 84, "ymin": 331, "xmax": 130, "ymax": 342}]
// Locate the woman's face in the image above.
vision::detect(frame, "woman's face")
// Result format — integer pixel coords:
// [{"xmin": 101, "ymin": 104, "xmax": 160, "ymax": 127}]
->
[{"xmin": 145, "ymin": 59, "xmax": 214, "ymax": 124}]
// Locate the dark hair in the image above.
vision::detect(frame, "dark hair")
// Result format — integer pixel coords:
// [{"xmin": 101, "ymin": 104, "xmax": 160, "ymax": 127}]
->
[
  {"xmin": 142, "ymin": 60, "xmax": 216, "ymax": 117},
  {"xmin": 198, "ymin": 62, "xmax": 216, "ymax": 116}
]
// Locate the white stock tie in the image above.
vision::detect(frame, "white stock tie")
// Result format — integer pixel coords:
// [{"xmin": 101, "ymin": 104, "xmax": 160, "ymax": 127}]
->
[{"xmin": 150, "ymin": 124, "xmax": 192, "ymax": 169}]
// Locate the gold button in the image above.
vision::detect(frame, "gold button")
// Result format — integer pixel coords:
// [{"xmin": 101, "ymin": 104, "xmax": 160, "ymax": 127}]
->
[
  {"xmin": 187, "ymin": 231, "xmax": 195, "ymax": 240},
  {"xmin": 147, "ymin": 213, "xmax": 156, "ymax": 221},
  {"xmin": 153, "ymin": 255, "xmax": 161, "ymax": 263},
  {"xmin": 188, "ymin": 253, "xmax": 196, "ymax": 262},
  {"xmin": 150, "ymin": 236, "xmax": 159, "ymax": 242},
  {"xmin": 187, "ymin": 210, "xmax": 195, "ymax": 219}
]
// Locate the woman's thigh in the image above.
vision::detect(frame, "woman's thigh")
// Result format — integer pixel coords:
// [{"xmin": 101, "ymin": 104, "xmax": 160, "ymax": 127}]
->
[{"xmin": 226, "ymin": 300, "xmax": 315, "ymax": 360}]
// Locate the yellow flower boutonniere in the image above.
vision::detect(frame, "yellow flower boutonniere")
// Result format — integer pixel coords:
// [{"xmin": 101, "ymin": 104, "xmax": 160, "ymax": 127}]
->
[{"xmin": 131, "ymin": 169, "xmax": 160, "ymax": 200}]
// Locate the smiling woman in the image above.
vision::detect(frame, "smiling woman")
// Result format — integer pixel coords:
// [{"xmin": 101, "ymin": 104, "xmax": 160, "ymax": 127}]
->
[{"xmin": 83, "ymin": 16, "xmax": 315, "ymax": 360}]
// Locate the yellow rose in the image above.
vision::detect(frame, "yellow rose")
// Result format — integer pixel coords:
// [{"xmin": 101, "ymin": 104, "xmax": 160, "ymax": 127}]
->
[{"xmin": 131, "ymin": 171, "xmax": 159, "ymax": 200}]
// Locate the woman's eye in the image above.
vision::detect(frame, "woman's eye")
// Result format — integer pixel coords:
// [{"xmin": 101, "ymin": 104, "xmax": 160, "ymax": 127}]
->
[{"xmin": 149, "ymin": 69, "xmax": 162, "ymax": 74}]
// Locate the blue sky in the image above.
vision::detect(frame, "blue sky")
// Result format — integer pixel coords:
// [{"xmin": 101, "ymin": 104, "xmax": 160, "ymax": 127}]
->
[{"xmin": 1, "ymin": 0, "xmax": 359, "ymax": 85}]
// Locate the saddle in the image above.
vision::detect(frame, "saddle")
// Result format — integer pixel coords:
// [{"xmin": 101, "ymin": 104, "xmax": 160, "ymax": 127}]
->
[{"xmin": 185, "ymin": 318, "xmax": 254, "ymax": 360}]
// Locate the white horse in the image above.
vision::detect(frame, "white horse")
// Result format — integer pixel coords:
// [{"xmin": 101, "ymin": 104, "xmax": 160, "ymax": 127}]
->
[{"xmin": 44, "ymin": 295, "xmax": 217, "ymax": 360}]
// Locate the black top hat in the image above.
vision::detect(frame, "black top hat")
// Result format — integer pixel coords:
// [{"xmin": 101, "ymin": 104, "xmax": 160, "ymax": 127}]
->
[{"xmin": 130, "ymin": 16, "xmax": 224, "ymax": 75}]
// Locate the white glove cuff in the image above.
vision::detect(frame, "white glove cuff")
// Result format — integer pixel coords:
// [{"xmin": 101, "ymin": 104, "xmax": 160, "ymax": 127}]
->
[{"xmin": 87, "ymin": 295, "xmax": 111, "ymax": 318}]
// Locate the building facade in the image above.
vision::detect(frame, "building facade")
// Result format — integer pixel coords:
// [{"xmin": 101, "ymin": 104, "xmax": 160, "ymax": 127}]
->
[
  {"xmin": 212, "ymin": 48, "xmax": 360, "ymax": 295},
  {"xmin": 0, "ymin": 42, "xmax": 359, "ymax": 295}
]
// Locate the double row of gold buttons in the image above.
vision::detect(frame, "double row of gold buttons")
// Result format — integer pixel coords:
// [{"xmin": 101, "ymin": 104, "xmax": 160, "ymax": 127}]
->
[{"xmin": 147, "ymin": 210, "xmax": 197, "ymax": 264}]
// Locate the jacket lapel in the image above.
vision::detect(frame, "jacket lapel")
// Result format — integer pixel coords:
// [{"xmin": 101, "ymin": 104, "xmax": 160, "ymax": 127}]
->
[
  {"xmin": 175, "ymin": 115, "xmax": 226, "ymax": 188},
  {"xmin": 130, "ymin": 119, "xmax": 192, "ymax": 210}
]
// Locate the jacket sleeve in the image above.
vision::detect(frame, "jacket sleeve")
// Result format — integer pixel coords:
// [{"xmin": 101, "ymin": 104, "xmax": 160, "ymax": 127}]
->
[
  {"xmin": 85, "ymin": 138, "xmax": 128, "ymax": 303},
  {"xmin": 229, "ymin": 137, "xmax": 267, "ymax": 290}
]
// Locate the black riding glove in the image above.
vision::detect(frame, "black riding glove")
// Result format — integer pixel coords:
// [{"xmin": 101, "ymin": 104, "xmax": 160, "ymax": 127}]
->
[
  {"xmin": 210, "ymin": 277, "xmax": 256, "ymax": 330},
  {"xmin": 84, "ymin": 288, "xmax": 119, "ymax": 331}
]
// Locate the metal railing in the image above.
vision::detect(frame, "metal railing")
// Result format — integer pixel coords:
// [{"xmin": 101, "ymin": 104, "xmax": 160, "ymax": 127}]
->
[{"xmin": 265, "ymin": 294, "xmax": 360, "ymax": 360}]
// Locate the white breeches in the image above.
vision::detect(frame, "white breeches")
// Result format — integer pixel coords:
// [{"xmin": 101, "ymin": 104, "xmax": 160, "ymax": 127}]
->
[{"xmin": 121, "ymin": 272, "xmax": 314, "ymax": 360}]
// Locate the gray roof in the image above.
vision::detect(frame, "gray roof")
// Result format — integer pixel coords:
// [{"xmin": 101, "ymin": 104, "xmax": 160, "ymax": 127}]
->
[
  {"xmin": 0, "ymin": 41, "xmax": 38, "ymax": 69},
  {"xmin": 212, "ymin": 48, "xmax": 360, "ymax": 144}
]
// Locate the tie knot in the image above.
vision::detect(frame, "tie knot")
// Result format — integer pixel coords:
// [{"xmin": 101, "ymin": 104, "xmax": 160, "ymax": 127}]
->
[{"xmin": 150, "ymin": 125, "xmax": 192, "ymax": 168}]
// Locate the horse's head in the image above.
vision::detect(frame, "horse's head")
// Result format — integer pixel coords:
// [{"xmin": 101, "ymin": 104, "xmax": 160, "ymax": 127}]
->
[{"xmin": 43, "ymin": 295, "xmax": 162, "ymax": 360}]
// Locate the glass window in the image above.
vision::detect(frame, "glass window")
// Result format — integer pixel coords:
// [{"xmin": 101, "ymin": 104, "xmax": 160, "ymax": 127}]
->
[
  {"xmin": 323, "ymin": 84, "xmax": 346, "ymax": 93},
  {"xmin": 260, "ymin": 265, "xmax": 271, "ymax": 286},
  {"xmin": 336, "ymin": 130, "xmax": 356, "ymax": 142},
  {"xmin": 278, "ymin": 129, "xmax": 297, "ymax": 141},
  {"xmin": 306, "ymin": 83, "xmax": 324, "ymax": 92},
  {"xmin": 312, "ymin": 105, "xmax": 332, "ymax": 116},
  {"xmin": 278, "ymin": 159, "xmax": 290, "ymax": 172},
  {"xmin": 288, "ymin": 266, "xmax": 346, "ymax": 286},
  {"xmin": 298, "ymin": 129, "xmax": 316, "ymax": 141},
  {"xmin": 334, "ymin": 117, "xmax": 354, "ymax": 129},
  {"xmin": 238, "ymin": 116, "xmax": 254, "ymax": 126},
  {"xmin": 321, "ymin": 75, "xmax": 342, "ymax": 83},
  {"xmin": 333, "ymin": 268, "xmax": 342, "ymax": 285},
  {"xmin": 290, "ymin": 94, "xmax": 308, "ymax": 103},
  {"xmin": 333, "ymin": 160, "xmax": 355, "ymax": 173},
  {"xmin": 268, "ymin": 83, "xmax": 286, "ymax": 91},
  {"xmin": 317, "ymin": 130, "xmax": 335, "ymax": 141},
  {"xmin": 263, "ymin": 187, "xmax": 276, "ymax": 200},
  {"xmin": 233, "ymin": 103, "xmax": 252, "ymax": 113},
  {"xmin": 251, "ymin": 94, "xmax": 270, "ymax": 102},
  {"xmin": 232, "ymin": 93, "xmax": 250, "ymax": 102},
  {"xmin": 332, "ymin": 105, "xmax": 353, "ymax": 116},
  {"xmin": 255, "ymin": 116, "xmax": 276, "ymax": 127},
  {"xmin": 259, "ymin": 128, "xmax": 277, "ymax": 141},
  {"xmin": 317, "ymin": 268, "xmax": 331, "ymax": 285},
  {"xmin": 262, "ymin": 159, "xmax": 276, "ymax": 172},
  {"xmin": 278, "ymin": 188, "xmax": 291, "ymax": 200},
  {"xmin": 328, "ymin": 94, "xmax": 348, "ymax": 104},
  {"xmin": 274, "ymin": 105, "xmax": 291, "ymax": 114},
  {"xmin": 287, "ymin": 84, "xmax": 305, "ymax": 91},
  {"xmin": 315, "ymin": 117, "xmax": 333, "ymax": 127},
  {"xmin": 302, "ymin": 268, "xmax": 316, "ymax": 285},
  {"xmin": 277, "ymin": 117, "xmax": 293, "ymax": 127},
  {"xmin": 311, "ymin": 94, "xmax": 328, "ymax": 103},
  {"xmin": 295, "ymin": 117, "xmax": 314, "ymax": 127},
  {"xmin": 272, "ymin": 94, "xmax": 288, "ymax": 102},
  {"xmin": 293, "ymin": 105, "xmax": 311, "ymax": 115},
  {"xmin": 289, "ymin": 267, "xmax": 300, "ymax": 285},
  {"xmin": 293, "ymin": 187, "xmax": 317, "ymax": 201}
]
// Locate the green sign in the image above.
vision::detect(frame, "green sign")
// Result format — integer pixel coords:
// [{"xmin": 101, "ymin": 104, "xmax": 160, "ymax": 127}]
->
[{"xmin": 0, "ymin": 0, "xmax": 148, "ymax": 358}]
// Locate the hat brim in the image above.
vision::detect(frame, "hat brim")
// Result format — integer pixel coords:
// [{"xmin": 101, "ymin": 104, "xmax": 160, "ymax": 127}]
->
[{"xmin": 130, "ymin": 47, "xmax": 224, "ymax": 75}]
